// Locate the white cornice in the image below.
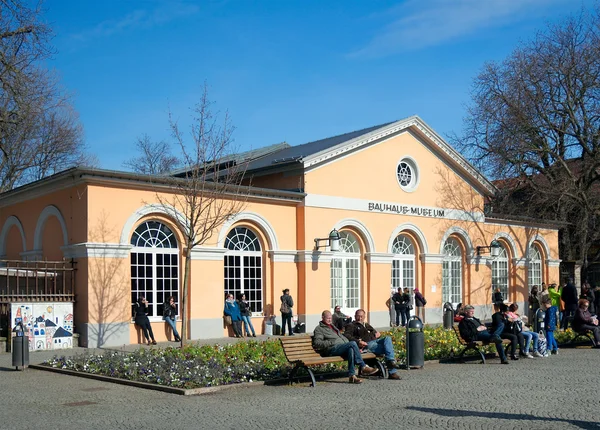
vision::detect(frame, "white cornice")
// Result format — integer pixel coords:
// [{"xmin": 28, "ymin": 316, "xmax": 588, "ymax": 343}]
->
[
  {"xmin": 190, "ymin": 247, "xmax": 226, "ymax": 261},
  {"xmin": 512, "ymin": 258, "xmax": 527, "ymax": 267},
  {"xmin": 62, "ymin": 243, "xmax": 132, "ymax": 259},
  {"xmin": 297, "ymin": 250, "xmax": 333, "ymax": 263},
  {"xmin": 268, "ymin": 250, "xmax": 298, "ymax": 263},
  {"xmin": 419, "ymin": 254, "xmax": 444, "ymax": 264},
  {"xmin": 547, "ymin": 259, "xmax": 561, "ymax": 267},
  {"xmin": 365, "ymin": 252, "xmax": 394, "ymax": 264}
]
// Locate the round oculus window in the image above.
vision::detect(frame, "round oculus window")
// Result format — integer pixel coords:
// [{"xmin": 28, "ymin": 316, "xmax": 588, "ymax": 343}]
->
[{"xmin": 396, "ymin": 158, "xmax": 419, "ymax": 191}]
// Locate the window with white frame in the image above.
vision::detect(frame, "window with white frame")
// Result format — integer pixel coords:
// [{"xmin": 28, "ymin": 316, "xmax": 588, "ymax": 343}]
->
[
  {"xmin": 528, "ymin": 245, "xmax": 542, "ymax": 288},
  {"xmin": 130, "ymin": 221, "xmax": 179, "ymax": 319},
  {"xmin": 492, "ymin": 246, "xmax": 509, "ymax": 301},
  {"xmin": 391, "ymin": 235, "xmax": 415, "ymax": 301},
  {"xmin": 224, "ymin": 227, "xmax": 263, "ymax": 313},
  {"xmin": 442, "ymin": 237, "xmax": 462, "ymax": 305},
  {"xmin": 331, "ymin": 231, "xmax": 360, "ymax": 311}
]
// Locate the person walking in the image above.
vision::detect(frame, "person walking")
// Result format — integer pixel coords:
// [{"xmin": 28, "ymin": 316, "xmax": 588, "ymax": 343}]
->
[
  {"xmin": 134, "ymin": 296, "xmax": 157, "ymax": 345},
  {"xmin": 280, "ymin": 289, "xmax": 294, "ymax": 336},
  {"xmin": 224, "ymin": 293, "xmax": 243, "ymax": 338},
  {"xmin": 162, "ymin": 295, "xmax": 181, "ymax": 342},
  {"xmin": 238, "ymin": 293, "xmax": 256, "ymax": 337}
]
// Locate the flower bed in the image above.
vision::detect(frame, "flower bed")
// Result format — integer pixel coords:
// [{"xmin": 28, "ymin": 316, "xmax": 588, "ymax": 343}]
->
[{"xmin": 42, "ymin": 327, "xmax": 583, "ymax": 389}]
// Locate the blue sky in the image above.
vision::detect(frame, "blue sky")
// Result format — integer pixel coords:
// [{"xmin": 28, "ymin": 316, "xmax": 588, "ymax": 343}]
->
[{"xmin": 44, "ymin": 0, "xmax": 595, "ymax": 170}]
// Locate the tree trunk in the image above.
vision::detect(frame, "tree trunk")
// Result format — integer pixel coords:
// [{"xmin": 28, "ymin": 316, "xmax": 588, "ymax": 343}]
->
[{"xmin": 180, "ymin": 247, "xmax": 192, "ymax": 348}]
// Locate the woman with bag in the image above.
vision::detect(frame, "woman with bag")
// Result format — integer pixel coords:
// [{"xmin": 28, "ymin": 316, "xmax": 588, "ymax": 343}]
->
[
  {"xmin": 414, "ymin": 288, "xmax": 426, "ymax": 322},
  {"xmin": 134, "ymin": 296, "xmax": 157, "ymax": 345},
  {"xmin": 162, "ymin": 295, "xmax": 181, "ymax": 342},
  {"xmin": 280, "ymin": 289, "xmax": 294, "ymax": 336},
  {"xmin": 238, "ymin": 293, "xmax": 256, "ymax": 337},
  {"xmin": 224, "ymin": 293, "xmax": 243, "ymax": 338}
]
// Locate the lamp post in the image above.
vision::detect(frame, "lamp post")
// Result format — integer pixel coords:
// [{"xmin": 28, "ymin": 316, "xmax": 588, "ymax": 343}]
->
[{"xmin": 477, "ymin": 239, "xmax": 501, "ymax": 257}]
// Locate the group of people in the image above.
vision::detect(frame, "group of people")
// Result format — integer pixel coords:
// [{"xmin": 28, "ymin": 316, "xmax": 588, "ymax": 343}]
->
[
  {"xmin": 133, "ymin": 295, "xmax": 181, "ymax": 345},
  {"xmin": 459, "ymin": 294, "xmax": 600, "ymax": 364},
  {"xmin": 313, "ymin": 309, "xmax": 403, "ymax": 384},
  {"xmin": 223, "ymin": 292, "xmax": 257, "ymax": 338},
  {"xmin": 391, "ymin": 287, "xmax": 427, "ymax": 327},
  {"xmin": 528, "ymin": 281, "xmax": 600, "ymax": 330}
]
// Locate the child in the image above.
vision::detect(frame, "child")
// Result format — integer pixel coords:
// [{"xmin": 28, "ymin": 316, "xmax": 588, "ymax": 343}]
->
[{"xmin": 542, "ymin": 297, "xmax": 559, "ymax": 354}]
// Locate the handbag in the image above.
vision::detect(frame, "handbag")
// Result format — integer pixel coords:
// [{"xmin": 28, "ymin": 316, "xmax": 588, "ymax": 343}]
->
[
  {"xmin": 247, "ymin": 310, "xmax": 253, "ymax": 317},
  {"xmin": 224, "ymin": 315, "xmax": 232, "ymax": 326}
]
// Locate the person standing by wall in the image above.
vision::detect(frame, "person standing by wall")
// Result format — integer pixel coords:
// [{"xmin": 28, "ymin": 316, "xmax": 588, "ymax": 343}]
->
[
  {"xmin": 224, "ymin": 293, "xmax": 243, "ymax": 338},
  {"xmin": 134, "ymin": 296, "xmax": 157, "ymax": 345},
  {"xmin": 414, "ymin": 288, "xmax": 426, "ymax": 322},
  {"xmin": 280, "ymin": 289, "xmax": 294, "ymax": 336},
  {"xmin": 561, "ymin": 280, "xmax": 579, "ymax": 331},
  {"xmin": 391, "ymin": 287, "xmax": 404, "ymax": 327},
  {"xmin": 238, "ymin": 293, "xmax": 256, "ymax": 337},
  {"xmin": 162, "ymin": 296, "xmax": 181, "ymax": 342}
]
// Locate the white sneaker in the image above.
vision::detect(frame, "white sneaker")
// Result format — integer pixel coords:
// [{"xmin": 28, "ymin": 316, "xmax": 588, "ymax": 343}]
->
[
  {"xmin": 533, "ymin": 351, "xmax": 543, "ymax": 358},
  {"xmin": 525, "ymin": 353, "xmax": 534, "ymax": 358}
]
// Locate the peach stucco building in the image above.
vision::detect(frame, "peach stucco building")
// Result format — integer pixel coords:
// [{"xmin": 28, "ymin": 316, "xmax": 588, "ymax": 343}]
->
[{"xmin": 0, "ymin": 116, "xmax": 560, "ymax": 347}]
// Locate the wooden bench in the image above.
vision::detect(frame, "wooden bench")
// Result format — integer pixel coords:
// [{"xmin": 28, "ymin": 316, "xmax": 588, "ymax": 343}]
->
[
  {"xmin": 451, "ymin": 325, "xmax": 510, "ymax": 364},
  {"xmin": 279, "ymin": 335, "xmax": 387, "ymax": 387}
]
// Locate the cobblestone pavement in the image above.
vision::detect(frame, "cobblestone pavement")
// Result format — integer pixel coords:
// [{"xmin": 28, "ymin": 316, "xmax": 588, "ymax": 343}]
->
[{"xmin": 0, "ymin": 342, "xmax": 599, "ymax": 430}]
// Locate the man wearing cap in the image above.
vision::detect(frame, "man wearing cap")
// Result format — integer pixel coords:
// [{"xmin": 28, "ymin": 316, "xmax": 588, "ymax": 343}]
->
[
  {"xmin": 344, "ymin": 309, "xmax": 402, "ymax": 380},
  {"xmin": 313, "ymin": 310, "xmax": 378, "ymax": 384},
  {"xmin": 458, "ymin": 305, "xmax": 509, "ymax": 364}
]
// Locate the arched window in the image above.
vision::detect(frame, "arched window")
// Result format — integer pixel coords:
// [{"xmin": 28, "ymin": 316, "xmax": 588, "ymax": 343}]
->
[
  {"xmin": 224, "ymin": 227, "xmax": 263, "ymax": 313},
  {"xmin": 331, "ymin": 231, "xmax": 361, "ymax": 313},
  {"xmin": 442, "ymin": 237, "xmax": 462, "ymax": 305},
  {"xmin": 130, "ymin": 221, "xmax": 179, "ymax": 319},
  {"xmin": 528, "ymin": 245, "xmax": 543, "ymax": 288},
  {"xmin": 391, "ymin": 235, "xmax": 415, "ymax": 297},
  {"xmin": 492, "ymin": 246, "xmax": 509, "ymax": 301}
]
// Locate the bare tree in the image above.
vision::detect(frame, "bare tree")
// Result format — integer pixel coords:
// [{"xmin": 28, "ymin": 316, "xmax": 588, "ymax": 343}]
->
[
  {"xmin": 123, "ymin": 134, "xmax": 179, "ymax": 175},
  {"xmin": 0, "ymin": 0, "xmax": 87, "ymax": 191},
  {"xmin": 455, "ymin": 8, "xmax": 600, "ymax": 279},
  {"xmin": 157, "ymin": 85, "xmax": 247, "ymax": 345}
]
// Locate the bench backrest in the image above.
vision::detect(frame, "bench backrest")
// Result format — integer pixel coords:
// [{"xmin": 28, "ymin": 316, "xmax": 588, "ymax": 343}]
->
[
  {"xmin": 280, "ymin": 335, "xmax": 323, "ymax": 362},
  {"xmin": 452, "ymin": 325, "xmax": 469, "ymax": 345}
]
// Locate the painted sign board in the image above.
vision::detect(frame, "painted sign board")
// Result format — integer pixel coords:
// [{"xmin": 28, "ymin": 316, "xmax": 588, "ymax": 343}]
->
[{"xmin": 10, "ymin": 302, "xmax": 74, "ymax": 352}]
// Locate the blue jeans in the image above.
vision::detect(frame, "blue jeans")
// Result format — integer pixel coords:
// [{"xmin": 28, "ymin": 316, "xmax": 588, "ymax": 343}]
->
[
  {"xmin": 476, "ymin": 331, "xmax": 507, "ymax": 361},
  {"xmin": 522, "ymin": 331, "xmax": 538, "ymax": 353},
  {"xmin": 546, "ymin": 330, "xmax": 558, "ymax": 351},
  {"xmin": 328, "ymin": 341, "xmax": 365, "ymax": 376},
  {"xmin": 367, "ymin": 336, "xmax": 397, "ymax": 374},
  {"xmin": 241, "ymin": 315, "xmax": 255, "ymax": 336},
  {"xmin": 163, "ymin": 316, "xmax": 180, "ymax": 339}
]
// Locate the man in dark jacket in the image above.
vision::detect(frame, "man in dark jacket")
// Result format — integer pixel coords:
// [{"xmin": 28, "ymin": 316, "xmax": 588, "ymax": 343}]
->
[
  {"xmin": 313, "ymin": 310, "xmax": 378, "ymax": 383},
  {"xmin": 561, "ymin": 280, "xmax": 579, "ymax": 330},
  {"xmin": 344, "ymin": 309, "xmax": 401, "ymax": 380},
  {"xmin": 458, "ymin": 305, "xmax": 508, "ymax": 364}
]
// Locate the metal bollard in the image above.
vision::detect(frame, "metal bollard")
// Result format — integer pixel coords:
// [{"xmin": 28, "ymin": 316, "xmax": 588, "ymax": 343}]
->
[{"xmin": 406, "ymin": 316, "xmax": 424, "ymax": 369}]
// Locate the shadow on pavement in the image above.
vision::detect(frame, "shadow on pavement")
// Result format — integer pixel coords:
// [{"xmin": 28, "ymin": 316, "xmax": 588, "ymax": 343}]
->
[{"xmin": 405, "ymin": 406, "xmax": 598, "ymax": 430}]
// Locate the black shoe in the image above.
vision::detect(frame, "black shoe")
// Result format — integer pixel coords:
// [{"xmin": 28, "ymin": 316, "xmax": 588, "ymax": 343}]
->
[
  {"xmin": 510, "ymin": 355, "xmax": 519, "ymax": 361},
  {"xmin": 490, "ymin": 335, "xmax": 502, "ymax": 342},
  {"xmin": 386, "ymin": 360, "xmax": 401, "ymax": 370},
  {"xmin": 252, "ymin": 334, "xmax": 257, "ymax": 337},
  {"xmin": 501, "ymin": 360, "xmax": 509, "ymax": 364}
]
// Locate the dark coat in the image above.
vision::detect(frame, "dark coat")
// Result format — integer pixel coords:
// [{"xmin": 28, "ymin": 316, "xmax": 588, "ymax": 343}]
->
[
  {"xmin": 580, "ymin": 289, "xmax": 596, "ymax": 314},
  {"xmin": 344, "ymin": 321, "xmax": 377, "ymax": 344},
  {"xmin": 163, "ymin": 301, "xmax": 177, "ymax": 319},
  {"xmin": 133, "ymin": 299, "xmax": 150, "ymax": 326},
  {"xmin": 414, "ymin": 291, "xmax": 426, "ymax": 307},
  {"xmin": 458, "ymin": 317, "xmax": 483, "ymax": 342},
  {"xmin": 561, "ymin": 283, "xmax": 578, "ymax": 309},
  {"xmin": 238, "ymin": 300, "xmax": 252, "ymax": 317},
  {"xmin": 573, "ymin": 308, "xmax": 597, "ymax": 332},
  {"xmin": 392, "ymin": 292, "xmax": 404, "ymax": 310},
  {"xmin": 493, "ymin": 291, "xmax": 504, "ymax": 303},
  {"xmin": 280, "ymin": 294, "xmax": 294, "ymax": 314}
]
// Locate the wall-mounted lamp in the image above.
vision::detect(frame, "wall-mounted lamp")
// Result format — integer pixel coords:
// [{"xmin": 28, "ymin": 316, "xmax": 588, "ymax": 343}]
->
[
  {"xmin": 477, "ymin": 239, "xmax": 501, "ymax": 257},
  {"xmin": 314, "ymin": 229, "xmax": 341, "ymax": 251}
]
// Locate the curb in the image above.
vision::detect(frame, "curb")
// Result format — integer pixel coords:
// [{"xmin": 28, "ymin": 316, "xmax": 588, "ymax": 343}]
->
[{"xmin": 29, "ymin": 364, "xmax": 266, "ymax": 395}]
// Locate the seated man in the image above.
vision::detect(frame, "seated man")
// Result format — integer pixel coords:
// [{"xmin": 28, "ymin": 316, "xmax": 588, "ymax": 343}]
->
[
  {"xmin": 458, "ymin": 305, "xmax": 509, "ymax": 364},
  {"xmin": 313, "ymin": 310, "xmax": 378, "ymax": 384},
  {"xmin": 332, "ymin": 305, "xmax": 352, "ymax": 330},
  {"xmin": 344, "ymin": 309, "xmax": 402, "ymax": 380}
]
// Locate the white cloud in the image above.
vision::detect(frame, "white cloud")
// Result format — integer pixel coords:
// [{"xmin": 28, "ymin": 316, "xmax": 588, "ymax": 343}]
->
[
  {"xmin": 71, "ymin": 2, "xmax": 200, "ymax": 42},
  {"xmin": 348, "ymin": 0, "xmax": 571, "ymax": 58}
]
